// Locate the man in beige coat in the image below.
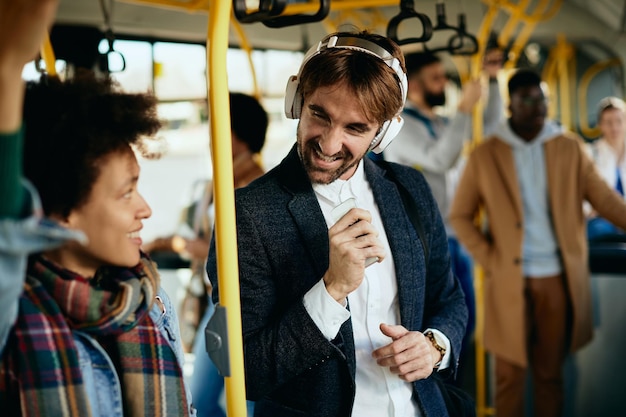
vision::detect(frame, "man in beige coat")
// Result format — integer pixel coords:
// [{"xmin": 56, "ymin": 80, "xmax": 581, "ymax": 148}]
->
[{"xmin": 449, "ymin": 69, "xmax": 626, "ymax": 417}]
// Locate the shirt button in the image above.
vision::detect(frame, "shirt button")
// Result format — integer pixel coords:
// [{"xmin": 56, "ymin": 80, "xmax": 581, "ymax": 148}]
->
[{"xmin": 514, "ymin": 258, "xmax": 521, "ymax": 265}]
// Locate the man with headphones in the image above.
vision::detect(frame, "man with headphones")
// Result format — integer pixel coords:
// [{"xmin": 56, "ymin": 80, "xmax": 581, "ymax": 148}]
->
[{"xmin": 207, "ymin": 31, "xmax": 468, "ymax": 417}]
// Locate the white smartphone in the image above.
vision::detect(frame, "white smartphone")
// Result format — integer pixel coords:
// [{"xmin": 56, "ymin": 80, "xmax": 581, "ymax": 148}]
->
[{"xmin": 330, "ymin": 198, "xmax": 378, "ymax": 268}]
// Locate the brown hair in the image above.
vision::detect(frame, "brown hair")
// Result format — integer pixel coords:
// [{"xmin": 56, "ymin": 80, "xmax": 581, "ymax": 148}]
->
[{"xmin": 298, "ymin": 31, "xmax": 406, "ymax": 126}]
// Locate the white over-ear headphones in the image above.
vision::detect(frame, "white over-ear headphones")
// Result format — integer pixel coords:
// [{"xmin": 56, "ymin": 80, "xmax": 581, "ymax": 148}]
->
[{"xmin": 284, "ymin": 35, "xmax": 408, "ymax": 154}]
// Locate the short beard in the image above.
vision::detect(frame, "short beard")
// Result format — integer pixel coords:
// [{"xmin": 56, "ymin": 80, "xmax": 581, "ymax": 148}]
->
[
  {"xmin": 297, "ymin": 132, "xmax": 364, "ymax": 185},
  {"xmin": 424, "ymin": 91, "xmax": 446, "ymax": 107}
]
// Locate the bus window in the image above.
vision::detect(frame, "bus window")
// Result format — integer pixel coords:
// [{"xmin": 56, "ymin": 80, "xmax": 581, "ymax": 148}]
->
[
  {"xmin": 154, "ymin": 42, "xmax": 207, "ymax": 101},
  {"xmin": 99, "ymin": 39, "xmax": 153, "ymax": 93}
]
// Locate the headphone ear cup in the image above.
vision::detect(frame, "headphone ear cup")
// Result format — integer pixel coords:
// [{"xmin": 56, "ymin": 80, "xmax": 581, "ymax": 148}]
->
[
  {"xmin": 284, "ymin": 75, "xmax": 301, "ymax": 119},
  {"xmin": 369, "ymin": 116, "xmax": 404, "ymax": 154}
]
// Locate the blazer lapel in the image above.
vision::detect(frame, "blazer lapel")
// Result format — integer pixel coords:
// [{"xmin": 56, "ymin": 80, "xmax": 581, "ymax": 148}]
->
[
  {"xmin": 277, "ymin": 146, "xmax": 330, "ymax": 280},
  {"xmin": 365, "ymin": 160, "xmax": 421, "ymax": 329},
  {"xmin": 276, "ymin": 146, "xmax": 357, "ymax": 375},
  {"xmin": 491, "ymin": 138, "xmax": 524, "ymax": 219}
]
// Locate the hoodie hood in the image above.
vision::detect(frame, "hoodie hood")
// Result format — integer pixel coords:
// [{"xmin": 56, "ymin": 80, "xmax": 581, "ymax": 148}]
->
[{"xmin": 494, "ymin": 118, "xmax": 563, "ymax": 148}]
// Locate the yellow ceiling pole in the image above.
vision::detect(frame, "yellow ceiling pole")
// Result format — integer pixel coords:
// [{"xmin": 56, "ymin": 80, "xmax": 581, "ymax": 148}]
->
[
  {"xmin": 577, "ymin": 58, "xmax": 622, "ymax": 139},
  {"xmin": 207, "ymin": 1, "xmax": 247, "ymax": 416},
  {"xmin": 284, "ymin": 0, "xmax": 397, "ymax": 14},
  {"xmin": 552, "ymin": 34, "xmax": 575, "ymax": 130},
  {"xmin": 467, "ymin": 1, "xmax": 500, "ymax": 157},
  {"xmin": 230, "ymin": 14, "xmax": 261, "ymax": 99},
  {"xmin": 122, "ymin": 0, "xmax": 399, "ymax": 14},
  {"xmin": 120, "ymin": 0, "xmax": 210, "ymax": 12},
  {"xmin": 496, "ymin": 0, "xmax": 531, "ymax": 49},
  {"xmin": 40, "ymin": 32, "xmax": 58, "ymax": 77},
  {"xmin": 465, "ymin": 5, "xmax": 500, "ymax": 417},
  {"xmin": 503, "ymin": 0, "xmax": 562, "ymax": 70}
]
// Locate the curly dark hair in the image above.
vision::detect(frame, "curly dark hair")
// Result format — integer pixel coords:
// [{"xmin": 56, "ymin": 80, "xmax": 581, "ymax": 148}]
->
[{"xmin": 23, "ymin": 70, "xmax": 161, "ymax": 218}]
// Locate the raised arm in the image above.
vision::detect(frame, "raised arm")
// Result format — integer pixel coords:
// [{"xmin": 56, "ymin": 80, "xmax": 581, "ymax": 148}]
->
[
  {"xmin": 0, "ymin": 0, "xmax": 59, "ymax": 218},
  {"xmin": 482, "ymin": 48, "xmax": 505, "ymax": 136},
  {"xmin": 0, "ymin": 0, "xmax": 60, "ymax": 351},
  {"xmin": 0, "ymin": 0, "xmax": 59, "ymax": 132}
]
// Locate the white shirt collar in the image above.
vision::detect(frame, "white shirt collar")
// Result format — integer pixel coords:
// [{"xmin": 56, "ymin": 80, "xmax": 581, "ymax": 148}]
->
[{"xmin": 312, "ymin": 161, "xmax": 368, "ymax": 206}]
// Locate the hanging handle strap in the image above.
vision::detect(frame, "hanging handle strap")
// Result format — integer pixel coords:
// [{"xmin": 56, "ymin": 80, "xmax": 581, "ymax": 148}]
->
[{"xmin": 387, "ymin": 0, "xmax": 434, "ymax": 45}]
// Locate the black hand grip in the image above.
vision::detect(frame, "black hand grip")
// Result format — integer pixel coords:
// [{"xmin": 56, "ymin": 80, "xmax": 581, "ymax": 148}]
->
[
  {"xmin": 387, "ymin": 0, "xmax": 434, "ymax": 45},
  {"xmin": 262, "ymin": 0, "xmax": 330, "ymax": 28},
  {"xmin": 233, "ymin": 0, "xmax": 287, "ymax": 24},
  {"xmin": 423, "ymin": 4, "xmax": 479, "ymax": 56}
]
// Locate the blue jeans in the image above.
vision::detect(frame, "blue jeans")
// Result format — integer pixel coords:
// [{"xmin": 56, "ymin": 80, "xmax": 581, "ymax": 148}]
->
[
  {"xmin": 190, "ymin": 301, "xmax": 255, "ymax": 417},
  {"xmin": 447, "ymin": 236, "xmax": 475, "ymax": 352},
  {"xmin": 587, "ymin": 217, "xmax": 624, "ymax": 241}
]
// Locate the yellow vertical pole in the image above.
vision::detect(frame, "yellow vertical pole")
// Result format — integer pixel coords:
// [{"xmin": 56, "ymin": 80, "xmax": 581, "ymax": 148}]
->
[
  {"xmin": 40, "ymin": 32, "xmax": 58, "ymax": 77},
  {"xmin": 206, "ymin": 1, "xmax": 248, "ymax": 416},
  {"xmin": 469, "ymin": 7, "xmax": 498, "ymax": 417}
]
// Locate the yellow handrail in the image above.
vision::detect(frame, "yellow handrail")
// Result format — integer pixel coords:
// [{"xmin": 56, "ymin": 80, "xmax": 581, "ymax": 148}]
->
[
  {"xmin": 207, "ymin": 0, "xmax": 248, "ymax": 416},
  {"xmin": 542, "ymin": 34, "xmax": 575, "ymax": 130},
  {"xmin": 230, "ymin": 14, "xmax": 261, "ymax": 99},
  {"xmin": 503, "ymin": 0, "xmax": 561, "ymax": 70},
  {"xmin": 121, "ymin": 0, "xmax": 398, "ymax": 14},
  {"xmin": 262, "ymin": 0, "xmax": 398, "ymax": 14},
  {"xmin": 578, "ymin": 58, "xmax": 622, "ymax": 138},
  {"xmin": 496, "ymin": 0, "xmax": 531, "ymax": 48},
  {"xmin": 40, "ymin": 33, "xmax": 58, "ymax": 77},
  {"xmin": 120, "ymin": 0, "xmax": 210, "ymax": 12}
]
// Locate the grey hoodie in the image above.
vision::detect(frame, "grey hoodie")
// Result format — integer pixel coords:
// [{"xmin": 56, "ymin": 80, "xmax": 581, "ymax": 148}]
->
[{"xmin": 494, "ymin": 119, "xmax": 564, "ymax": 277}]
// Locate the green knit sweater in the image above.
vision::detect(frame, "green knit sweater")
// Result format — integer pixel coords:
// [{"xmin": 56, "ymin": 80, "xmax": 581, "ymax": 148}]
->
[{"xmin": 0, "ymin": 127, "xmax": 25, "ymax": 219}]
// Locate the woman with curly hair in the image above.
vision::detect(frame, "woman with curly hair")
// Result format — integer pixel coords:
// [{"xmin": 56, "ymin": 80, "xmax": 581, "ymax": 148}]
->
[{"xmin": 0, "ymin": 1, "xmax": 194, "ymax": 415}]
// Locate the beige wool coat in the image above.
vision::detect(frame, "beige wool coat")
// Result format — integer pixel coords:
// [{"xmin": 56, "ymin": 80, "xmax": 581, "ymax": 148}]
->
[{"xmin": 449, "ymin": 132, "xmax": 626, "ymax": 367}]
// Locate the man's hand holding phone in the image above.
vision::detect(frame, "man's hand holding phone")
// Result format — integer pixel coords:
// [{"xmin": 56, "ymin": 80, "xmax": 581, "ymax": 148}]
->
[{"xmin": 323, "ymin": 198, "xmax": 386, "ymax": 304}]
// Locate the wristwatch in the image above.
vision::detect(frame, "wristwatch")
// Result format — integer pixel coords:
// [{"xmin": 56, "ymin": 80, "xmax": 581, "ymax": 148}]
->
[{"xmin": 424, "ymin": 330, "xmax": 446, "ymax": 368}]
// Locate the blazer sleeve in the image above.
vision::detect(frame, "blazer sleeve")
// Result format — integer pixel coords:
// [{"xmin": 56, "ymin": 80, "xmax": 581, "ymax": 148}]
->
[
  {"xmin": 421, "ymin": 182, "xmax": 468, "ymax": 365},
  {"xmin": 395, "ymin": 166, "xmax": 468, "ymax": 367},
  {"xmin": 206, "ymin": 197, "xmax": 341, "ymax": 401}
]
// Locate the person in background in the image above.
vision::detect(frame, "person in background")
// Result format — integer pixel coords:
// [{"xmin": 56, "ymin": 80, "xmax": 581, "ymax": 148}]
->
[
  {"xmin": 383, "ymin": 48, "xmax": 504, "ymax": 371},
  {"xmin": 449, "ymin": 69, "xmax": 626, "ymax": 417},
  {"xmin": 186, "ymin": 92, "xmax": 268, "ymax": 417},
  {"xmin": 143, "ymin": 92, "xmax": 267, "ymax": 355},
  {"xmin": 585, "ymin": 96, "xmax": 626, "ymax": 239},
  {"xmin": 0, "ymin": 0, "xmax": 194, "ymax": 415},
  {"xmin": 207, "ymin": 30, "xmax": 468, "ymax": 417}
]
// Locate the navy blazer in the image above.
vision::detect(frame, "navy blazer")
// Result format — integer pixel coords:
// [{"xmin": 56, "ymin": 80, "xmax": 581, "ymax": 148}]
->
[{"xmin": 208, "ymin": 145, "xmax": 468, "ymax": 417}]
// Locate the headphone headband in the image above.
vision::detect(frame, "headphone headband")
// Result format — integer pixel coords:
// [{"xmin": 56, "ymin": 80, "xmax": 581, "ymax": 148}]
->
[
  {"xmin": 289, "ymin": 36, "xmax": 407, "ymax": 115},
  {"xmin": 284, "ymin": 34, "xmax": 407, "ymax": 153}
]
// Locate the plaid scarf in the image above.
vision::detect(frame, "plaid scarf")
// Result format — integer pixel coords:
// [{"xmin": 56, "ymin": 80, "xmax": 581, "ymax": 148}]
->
[{"xmin": 0, "ymin": 255, "xmax": 189, "ymax": 416}]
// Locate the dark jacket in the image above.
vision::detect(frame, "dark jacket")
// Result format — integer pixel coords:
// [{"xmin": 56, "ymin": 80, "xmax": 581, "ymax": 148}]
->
[{"xmin": 208, "ymin": 145, "xmax": 467, "ymax": 417}]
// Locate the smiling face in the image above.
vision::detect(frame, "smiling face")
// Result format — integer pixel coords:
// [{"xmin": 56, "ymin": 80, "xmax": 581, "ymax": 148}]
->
[
  {"xmin": 599, "ymin": 107, "xmax": 625, "ymax": 145},
  {"xmin": 47, "ymin": 146, "xmax": 152, "ymax": 277},
  {"xmin": 297, "ymin": 82, "xmax": 379, "ymax": 184}
]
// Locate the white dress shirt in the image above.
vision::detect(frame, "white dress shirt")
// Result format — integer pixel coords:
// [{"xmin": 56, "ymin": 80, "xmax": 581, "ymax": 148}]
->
[
  {"xmin": 302, "ymin": 161, "xmax": 451, "ymax": 417},
  {"xmin": 588, "ymin": 138, "xmax": 626, "ymax": 196}
]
